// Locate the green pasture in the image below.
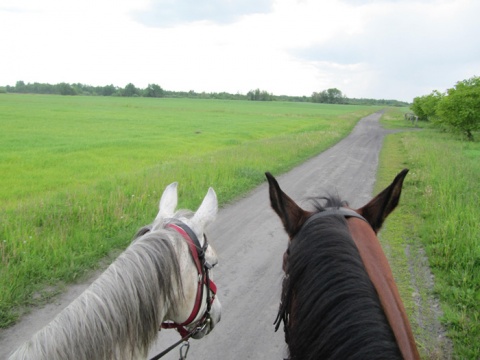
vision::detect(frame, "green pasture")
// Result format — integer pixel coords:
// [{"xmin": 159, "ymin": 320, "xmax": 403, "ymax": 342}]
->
[
  {"xmin": 377, "ymin": 108, "xmax": 479, "ymax": 359},
  {"xmin": 0, "ymin": 94, "xmax": 380, "ymax": 327}
]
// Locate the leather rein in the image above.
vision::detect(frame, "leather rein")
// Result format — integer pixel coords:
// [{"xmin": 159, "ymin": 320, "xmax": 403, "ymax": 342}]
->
[{"xmin": 150, "ymin": 220, "xmax": 217, "ymax": 360}]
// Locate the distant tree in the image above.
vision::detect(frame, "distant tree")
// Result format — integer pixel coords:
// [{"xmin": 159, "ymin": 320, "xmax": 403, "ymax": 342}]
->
[
  {"xmin": 15, "ymin": 81, "xmax": 27, "ymax": 93},
  {"xmin": 436, "ymin": 76, "xmax": 480, "ymax": 140},
  {"xmin": 122, "ymin": 83, "xmax": 139, "ymax": 97},
  {"xmin": 56, "ymin": 82, "xmax": 77, "ymax": 95},
  {"xmin": 247, "ymin": 88, "xmax": 272, "ymax": 101},
  {"xmin": 33, "ymin": 82, "xmax": 55, "ymax": 94},
  {"xmin": 312, "ymin": 88, "xmax": 345, "ymax": 104},
  {"xmin": 71, "ymin": 83, "xmax": 86, "ymax": 95},
  {"xmin": 312, "ymin": 91, "xmax": 328, "ymax": 103},
  {"xmin": 99, "ymin": 85, "xmax": 117, "ymax": 96},
  {"xmin": 144, "ymin": 83, "xmax": 164, "ymax": 98},
  {"xmin": 327, "ymin": 88, "xmax": 345, "ymax": 103},
  {"xmin": 260, "ymin": 90, "xmax": 272, "ymax": 101},
  {"xmin": 247, "ymin": 89, "xmax": 262, "ymax": 101}
]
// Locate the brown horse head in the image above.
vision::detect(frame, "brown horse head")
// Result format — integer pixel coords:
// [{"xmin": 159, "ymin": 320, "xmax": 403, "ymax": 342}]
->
[{"xmin": 266, "ymin": 169, "xmax": 420, "ymax": 360}]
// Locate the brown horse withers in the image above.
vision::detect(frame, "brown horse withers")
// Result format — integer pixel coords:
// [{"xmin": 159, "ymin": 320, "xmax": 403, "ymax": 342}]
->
[{"xmin": 266, "ymin": 169, "xmax": 419, "ymax": 360}]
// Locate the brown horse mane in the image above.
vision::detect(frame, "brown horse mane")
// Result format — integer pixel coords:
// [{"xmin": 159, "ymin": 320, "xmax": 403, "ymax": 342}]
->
[{"xmin": 276, "ymin": 195, "xmax": 403, "ymax": 360}]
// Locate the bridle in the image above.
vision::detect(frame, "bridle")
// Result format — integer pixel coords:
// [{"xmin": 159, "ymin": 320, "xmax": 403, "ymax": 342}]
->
[
  {"xmin": 150, "ymin": 220, "xmax": 217, "ymax": 360},
  {"xmin": 162, "ymin": 221, "xmax": 217, "ymax": 334}
]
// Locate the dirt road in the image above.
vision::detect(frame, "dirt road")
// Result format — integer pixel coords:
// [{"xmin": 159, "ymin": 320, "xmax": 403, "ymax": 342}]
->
[{"xmin": 0, "ymin": 110, "xmax": 401, "ymax": 359}]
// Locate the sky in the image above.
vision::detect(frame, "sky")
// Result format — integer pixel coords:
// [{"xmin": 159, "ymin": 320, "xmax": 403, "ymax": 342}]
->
[{"xmin": 1, "ymin": 0, "xmax": 479, "ymax": 102}]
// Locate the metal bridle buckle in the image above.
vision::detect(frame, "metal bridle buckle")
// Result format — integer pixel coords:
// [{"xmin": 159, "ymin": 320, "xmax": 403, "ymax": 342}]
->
[{"xmin": 199, "ymin": 316, "xmax": 211, "ymax": 332}]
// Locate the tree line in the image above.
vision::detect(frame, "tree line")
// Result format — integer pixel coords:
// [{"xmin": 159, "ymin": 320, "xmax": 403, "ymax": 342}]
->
[
  {"xmin": 4, "ymin": 81, "xmax": 167, "ymax": 98},
  {"xmin": 1, "ymin": 81, "xmax": 408, "ymax": 106},
  {"xmin": 411, "ymin": 76, "xmax": 480, "ymax": 140}
]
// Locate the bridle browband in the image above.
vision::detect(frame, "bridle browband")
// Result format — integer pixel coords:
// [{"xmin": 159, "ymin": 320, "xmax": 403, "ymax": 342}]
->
[
  {"xmin": 150, "ymin": 220, "xmax": 217, "ymax": 360},
  {"xmin": 302, "ymin": 207, "xmax": 368, "ymax": 228}
]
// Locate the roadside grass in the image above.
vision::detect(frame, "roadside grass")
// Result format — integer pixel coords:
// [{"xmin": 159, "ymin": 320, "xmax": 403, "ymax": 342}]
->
[
  {"xmin": 377, "ymin": 108, "xmax": 480, "ymax": 359},
  {"xmin": 0, "ymin": 94, "xmax": 380, "ymax": 327}
]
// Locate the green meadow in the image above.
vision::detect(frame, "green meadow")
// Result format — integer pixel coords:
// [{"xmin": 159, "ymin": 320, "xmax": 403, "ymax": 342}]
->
[
  {"xmin": 0, "ymin": 94, "xmax": 380, "ymax": 327},
  {"xmin": 377, "ymin": 109, "xmax": 480, "ymax": 359},
  {"xmin": 2, "ymin": 95, "xmax": 478, "ymax": 358}
]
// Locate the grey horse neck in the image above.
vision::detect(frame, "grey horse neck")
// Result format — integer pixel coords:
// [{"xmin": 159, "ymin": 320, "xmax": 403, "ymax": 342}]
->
[{"xmin": 8, "ymin": 230, "xmax": 183, "ymax": 360}]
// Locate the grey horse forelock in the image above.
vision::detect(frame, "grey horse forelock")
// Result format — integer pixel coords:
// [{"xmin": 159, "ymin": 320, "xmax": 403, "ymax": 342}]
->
[{"xmin": 9, "ymin": 226, "xmax": 185, "ymax": 360}]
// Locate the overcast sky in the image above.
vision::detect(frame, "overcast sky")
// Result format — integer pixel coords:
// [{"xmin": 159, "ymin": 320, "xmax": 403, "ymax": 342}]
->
[{"xmin": 1, "ymin": 0, "xmax": 479, "ymax": 102}]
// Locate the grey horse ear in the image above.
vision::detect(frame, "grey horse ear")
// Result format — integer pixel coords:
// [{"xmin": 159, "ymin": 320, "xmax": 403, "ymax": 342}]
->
[
  {"xmin": 191, "ymin": 187, "xmax": 218, "ymax": 233},
  {"xmin": 155, "ymin": 182, "xmax": 178, "ymax": 222}
]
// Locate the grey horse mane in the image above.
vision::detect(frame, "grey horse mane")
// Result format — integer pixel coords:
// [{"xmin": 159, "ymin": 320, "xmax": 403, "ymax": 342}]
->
[{"xmin": 9, "ymin": 212, "xmax": 191, "ymax": 360}]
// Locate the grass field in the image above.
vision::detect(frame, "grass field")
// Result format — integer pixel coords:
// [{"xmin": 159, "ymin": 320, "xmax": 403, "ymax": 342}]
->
[
  {"xmin": 0, "ymin": 94, "xmax": 380, "ymax": 328},
  {"xmin": 377, "ymin": 108, "xmax": 480, "ymax": 359}
]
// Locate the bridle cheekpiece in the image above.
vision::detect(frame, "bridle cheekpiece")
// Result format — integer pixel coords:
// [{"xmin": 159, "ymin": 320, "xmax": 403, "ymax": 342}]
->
[{"xmin": 161, "ymin": 220, "xmax": 217, "ymax": 338}]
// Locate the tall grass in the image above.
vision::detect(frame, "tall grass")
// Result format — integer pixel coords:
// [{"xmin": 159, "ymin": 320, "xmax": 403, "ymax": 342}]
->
[
  {"xmin": 0, "ymin": 94, "xmax": 380, "ymax": 327},
  {"xmin": 377, "ymin": 108, "xmax": 480, "ymax": 359}
]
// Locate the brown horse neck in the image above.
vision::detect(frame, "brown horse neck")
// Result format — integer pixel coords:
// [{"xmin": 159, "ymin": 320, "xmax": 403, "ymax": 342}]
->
[{"xmin": 347, "ymin": 218, "xmax": 420, "ymax": 360}]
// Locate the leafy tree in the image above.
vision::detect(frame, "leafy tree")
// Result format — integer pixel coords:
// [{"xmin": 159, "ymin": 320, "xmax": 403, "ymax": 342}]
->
[
  {"xmin": 312, "ymin": 88, "xmax": 346, "ymax": 104},
  {"xmin": 412, "ymin": 90, "xmax": 443, "ymax": 121},
  {"xmin": 144, "ymin": 83, "xmax": 164, "ymax": 98},
  {"xmin": 247, "ymin": 88, "xmax": 273, "ymax": 101},
  {"xmin": 100, "ymin": 84, "xmax": 117, "ymax": 96},
  {"xmin": 122, "ymin": 83, "xmax": 139, "ymax": 97},
  {"xmin": 422, "ymin": 90, "xmax": 443, "ymax": 123},
  {"xmin": 312, "ymin": 91, "xmax": 328, "ymax": 103},
  {"xmin": 327, "ymin": 88, "xmax": 345, "ymax": 103},
  {"xmin": 15, "ymin": 81, "xmax": 27, "ymax": 93},
  {"xmin": 436, "ymin": 76, "xmax": 480, "ymax": 140},
  {"xmin": 57, "ymin": 82, "xmax": 77, "ymax": 95},
  {"xmin": 411, "ymin": 96, "xmax": 427, "ymax": 120}
]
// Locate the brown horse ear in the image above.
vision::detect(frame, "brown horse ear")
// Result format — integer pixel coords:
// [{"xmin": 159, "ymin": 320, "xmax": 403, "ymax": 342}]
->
[
  {"xmin": 265, "ymin": 172, "xmax": 310, "ymax": 239},
  {"xmin": 357, "ymin": 169, "xmax": 409, "ymax": 233}
]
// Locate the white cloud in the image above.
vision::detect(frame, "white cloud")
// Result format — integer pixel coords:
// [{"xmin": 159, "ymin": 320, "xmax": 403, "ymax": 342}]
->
[{"xmin": 1, "ymin": 0, "xmax": 479, "ymax": 101}]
